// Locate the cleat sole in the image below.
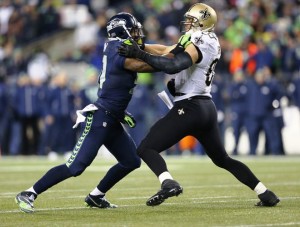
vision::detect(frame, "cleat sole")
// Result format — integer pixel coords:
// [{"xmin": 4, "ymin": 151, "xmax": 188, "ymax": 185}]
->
[
  {"xmin": 15, "ymin": 198, "xmax": 34, "ymax": 213},
  {"xmin": 146, "ymin": 186, "xmax": 183, "ymax": 206}
]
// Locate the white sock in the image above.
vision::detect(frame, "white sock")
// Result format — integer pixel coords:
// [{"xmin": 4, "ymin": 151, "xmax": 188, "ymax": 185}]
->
[
  {"xmin": 158, "ymin": 171, "xmax": 173, "ymax": 184},
  {"xmin": 254, "ymin": 182, "xmax": 267, "ymax": 195},
  {"xmin": 90, "ymin": 187, "xmax": 105, "ymax": 196},
  {"xmin": 26, "ymin": 187, "xmax": 37, "ymax": 195}
]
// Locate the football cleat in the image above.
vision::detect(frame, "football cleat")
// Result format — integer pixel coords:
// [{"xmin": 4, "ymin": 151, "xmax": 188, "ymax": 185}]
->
[
  {"xmin": 85, "ymin": 194, "xmax": 117, "ymax": 209},
  {"xmin": 256, "ymin": 190, "xmax": 280, "ymax": 207},
  {"xmin": 15, "ymin": 191, "xmax": 37, "ymax": 213},
  {"xmin": 146, "ymin": 179, "xmax": 183, "ymax": 206}
]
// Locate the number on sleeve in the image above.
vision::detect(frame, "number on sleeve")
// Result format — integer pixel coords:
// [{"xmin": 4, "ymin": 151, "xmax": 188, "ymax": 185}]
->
[
  {"xmin": 98, "ymin": 55, "xmax": 107, "ymax": 89},
  {"xmin": 205, "ymin": 58, "xmax": 219, "ymax": 86}
]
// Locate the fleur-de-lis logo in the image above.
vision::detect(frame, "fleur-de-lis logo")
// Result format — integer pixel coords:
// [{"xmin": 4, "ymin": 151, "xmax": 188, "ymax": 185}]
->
[
  {"xmin": 199, "ymin": 8, "xmax": 211, "ymax": 20},
  {"xmin": 178, "ymin": 108, "xmax": 185, "ymax": 115}
]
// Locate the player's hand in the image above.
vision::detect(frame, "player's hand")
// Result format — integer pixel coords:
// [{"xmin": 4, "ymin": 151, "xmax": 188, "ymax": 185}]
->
[
  {"xmin": 118, "ymin": 38, "xmax": 143, "ymax": 59},
  {"xmin": 167, "ymin": 79, "xmax": 176, "ymax": 97},
  {"xmin": 170, "ymin": 33, "xmax": 192, "ymax": 55},
  {"xmin": 179, "ymin": 33, "xmax": 192, "ymax": 48},
  {"xmin": 123, "ymin": 111, "xmax": 136, "ymax": 128}
]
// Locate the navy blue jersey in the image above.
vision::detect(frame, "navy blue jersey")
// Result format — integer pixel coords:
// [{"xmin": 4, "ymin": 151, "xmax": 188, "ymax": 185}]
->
[{"xmin": 95, "ymin": 40, "xmax": 137, "ymax": 119}]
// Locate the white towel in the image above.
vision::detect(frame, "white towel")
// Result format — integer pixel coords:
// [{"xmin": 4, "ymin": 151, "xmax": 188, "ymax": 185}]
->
[
  {"xmin": 157, "ymin": 90, "xmax": 174, "ymax": 110},
  {"xmin": 72, "ymin": 104, "xmax": 98, "ymax": 128}
]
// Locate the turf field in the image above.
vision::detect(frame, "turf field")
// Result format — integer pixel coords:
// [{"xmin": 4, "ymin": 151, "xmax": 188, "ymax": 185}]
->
[{"xmin": 0, "ymin": 155, "xmax": 299, "ymax": 227}]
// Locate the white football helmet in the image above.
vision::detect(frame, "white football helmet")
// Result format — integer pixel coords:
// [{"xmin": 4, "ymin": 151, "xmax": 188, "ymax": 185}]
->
[{"xmin": 180, "ymin": 3, "xmax": 217, "ymax": 33}]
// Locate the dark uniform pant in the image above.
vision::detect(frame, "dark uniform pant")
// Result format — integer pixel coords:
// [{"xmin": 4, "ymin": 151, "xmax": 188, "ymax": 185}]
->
[
  {"xmin": 137, "ymin": 97, "xmax": 260, "ymax": 190},
  {"xmin": 33, "ymin": 108, "xmax": 141, "ymax": 194}
]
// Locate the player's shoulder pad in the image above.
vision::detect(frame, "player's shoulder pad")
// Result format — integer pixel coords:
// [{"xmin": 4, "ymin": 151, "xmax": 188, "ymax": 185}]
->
[
  {"xmin": 190, "ymin": 31, "xmax": 205, "ymax": 46},
  {"xmin": 191, "ymin": 31, "xmax": 218, "ymax": 47}
]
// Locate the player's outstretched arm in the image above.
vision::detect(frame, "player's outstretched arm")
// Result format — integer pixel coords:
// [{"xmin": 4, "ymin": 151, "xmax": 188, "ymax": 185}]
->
[
  {"xmin": 118, "ymin": 37, "xmax": 199, "ymax": 74},
  {"xmin": 144, "ymin": 44, "xmax": 176, "ymax": 55},
  {"xmin": 143, "ymin": 34, "xmax": 192, "ymax": 55},
  {"xmin": 123, "ymin": 58, "xmax": 158, "ymax": 73}
]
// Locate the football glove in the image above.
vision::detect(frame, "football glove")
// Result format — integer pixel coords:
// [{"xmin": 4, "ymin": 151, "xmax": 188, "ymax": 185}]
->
[
  {"xmin": 119, "ymin": 38, "xmax": 144, "ymax": 59},
  {"xmin": 123, "ymin": 111, "xmax": 136, "ymax": 128},
  {"xmin": 170, "ymin": 33, "xmax": 192, "ymax": 55}
]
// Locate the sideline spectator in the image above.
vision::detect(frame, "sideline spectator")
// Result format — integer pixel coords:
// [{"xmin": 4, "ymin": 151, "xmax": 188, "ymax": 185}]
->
[
  {"xmin": 228, "ymin": 70, "xmax": 248, "ymax": 155},
  {"xmin": 46, "ymin": 72, "xmax": 77, "ymax": 158},
  {"xmin": 13, "ymin": 75, "xmax": 45, "ymax": 155},
  {"xmin": 246, "ymin": 67, "xmax": 284, "ymax": 155}
]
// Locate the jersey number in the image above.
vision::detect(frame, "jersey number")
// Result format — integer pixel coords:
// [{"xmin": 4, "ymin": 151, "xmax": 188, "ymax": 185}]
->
[{"xmin": 205, "ymin": 58, "xmax": 219, "ymax": 86}]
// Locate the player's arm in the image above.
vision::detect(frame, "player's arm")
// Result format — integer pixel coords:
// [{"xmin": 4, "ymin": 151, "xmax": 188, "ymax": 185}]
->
[
  {"xmin": 119, "ymin": 38, "xmax": 202, "ymax": 74},
  {"xmin": 144, "ymin": 44, "xmax": 176, "ymax": 55},
  {"xmin": 123, "ymin": 58, "xmax": 158, "ymax": 72},
  {"xmin": 143, "ymin": 34, "xmax": 192, "ymax": 55}
]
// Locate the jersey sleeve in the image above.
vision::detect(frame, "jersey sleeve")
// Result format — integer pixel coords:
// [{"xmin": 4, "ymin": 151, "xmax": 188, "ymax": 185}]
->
[{"xmin": 106, "ymin": 41, "xmax": 126, "ymax": 69}]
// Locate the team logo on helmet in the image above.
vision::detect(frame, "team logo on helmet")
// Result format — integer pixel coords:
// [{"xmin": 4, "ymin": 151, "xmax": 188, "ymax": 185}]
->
[
  {"xmin": 107, "ymin": 18, "xmax": 126, "ymax": 31},
  {"xmin": 199, "ymin": 8, "xmax": 211, "ymax": 21}
]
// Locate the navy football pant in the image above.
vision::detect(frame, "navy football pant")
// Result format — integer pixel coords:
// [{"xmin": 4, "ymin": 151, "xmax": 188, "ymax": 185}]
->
[
  {"xmin": 137, "ymin": 98, "xmax": 260, "ymax": 190},
  {"xmin": 34, "ymin": 109, "xmax": 140, "ymax": 194}
]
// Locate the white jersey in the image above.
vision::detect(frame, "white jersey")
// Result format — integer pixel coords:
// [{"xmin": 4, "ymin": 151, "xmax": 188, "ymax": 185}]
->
[{"xmin": 173, "ymin": 30, "xmax": 221, "ymax": 102}]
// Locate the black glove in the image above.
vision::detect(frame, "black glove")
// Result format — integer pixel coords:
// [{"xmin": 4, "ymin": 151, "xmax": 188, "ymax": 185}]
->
[
  {"xmin": 118, "ymin": 38, "xmax": 146, "ymax": 59},
  {"xmin": 167, "ymin": 79, "xmax": 176, "ymax": 96},
  {"xmin": 170, "ymin": 33, "xmax": 192, "ymax": 55},
  {"xmin": 123, "ymin": 111, "xmax": 136, "ymax": 128}
]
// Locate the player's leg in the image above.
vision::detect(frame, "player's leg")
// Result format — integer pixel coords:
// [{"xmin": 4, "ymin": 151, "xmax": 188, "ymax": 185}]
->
[
  {"xmin": 85, "ymin": 125, "xmax": 141, "ymax": 208},
  {"xmin": 197, "ymin": 118, "xmax": 280, "ymax": 207},
  {"xmin": 137, "ymin": 104, "xmax": 193, "ymax": 206},
  {"xmin": 15, "ymin": 112, "xmax": 104, "ymax": 212}
]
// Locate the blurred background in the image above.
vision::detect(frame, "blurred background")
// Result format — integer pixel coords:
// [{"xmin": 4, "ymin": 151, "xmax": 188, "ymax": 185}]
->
[{"xmin": 0, "ymin": 0, "xmax": 300, "ymax": 158}]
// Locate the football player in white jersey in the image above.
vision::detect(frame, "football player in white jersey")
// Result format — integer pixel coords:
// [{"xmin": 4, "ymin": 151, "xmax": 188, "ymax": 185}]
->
[{"xmin": 119, "ymin": 3, "xmax": 280, "ymax": 207}]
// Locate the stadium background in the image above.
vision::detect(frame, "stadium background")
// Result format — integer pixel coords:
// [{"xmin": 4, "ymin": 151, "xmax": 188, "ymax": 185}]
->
[{"xmin": 0, "ymin": 0, "xmax": 300, "ymax": 157}]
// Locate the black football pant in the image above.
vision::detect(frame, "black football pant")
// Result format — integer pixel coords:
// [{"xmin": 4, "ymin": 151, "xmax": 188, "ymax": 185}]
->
[{"xmin": 137, "ymin": 97, "xmax": 260, "ymax": 190}]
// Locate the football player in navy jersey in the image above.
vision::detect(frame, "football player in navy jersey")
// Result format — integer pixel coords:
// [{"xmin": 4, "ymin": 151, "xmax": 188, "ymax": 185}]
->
[
  {"xmin": 15, "ymin": 12, "xmax": 176, "ymax": 213},
  {"xmin": 119, "ymin": 3, "xmax": 280, "ymax": 207}
]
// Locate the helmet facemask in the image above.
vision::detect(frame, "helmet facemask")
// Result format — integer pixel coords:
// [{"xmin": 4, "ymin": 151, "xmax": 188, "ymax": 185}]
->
[
  {"xmin": 130, "ymin": 22, "xmax": 145, "ymax": 43},
  {"xmin": 180, "ymin": 15, "xmax": 200, "ymax": 33}
]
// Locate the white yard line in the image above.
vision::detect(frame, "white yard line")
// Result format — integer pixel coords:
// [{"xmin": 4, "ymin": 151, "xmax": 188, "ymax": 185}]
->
[
  {"xmin": 1, "ymin": 196, "xmax": 300, "ymax": 214},
  {"xmin": 214, "ymin": 223, "xmax": 300, "ymax": 227}
]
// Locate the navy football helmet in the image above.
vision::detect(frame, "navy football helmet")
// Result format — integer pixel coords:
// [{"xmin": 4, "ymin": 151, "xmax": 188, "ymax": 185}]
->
[{"xmin": 107, "ymin": 12, "xmax": 144, "ymax": 41}]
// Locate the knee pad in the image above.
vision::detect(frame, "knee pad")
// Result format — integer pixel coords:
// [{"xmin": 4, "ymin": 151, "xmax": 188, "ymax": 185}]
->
[
  {"xmin": 121, "ymin": 156, "xmax": 141, "ymax": 170},
  {"xmin": 68, "ymin": 161, "xmax": 87, "ymax": 177}
]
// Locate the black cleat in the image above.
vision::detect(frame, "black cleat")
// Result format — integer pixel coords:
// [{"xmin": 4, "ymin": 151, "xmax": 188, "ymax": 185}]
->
[
  {"xmin": 85, "ymin": 194, "xmax": 117, "ymax": 209},
  {"xmin": 146, "ymin": 179, "xmax": 183, "ymax": 206},
  {"xmin": 256, "ymin": 190, "xmax": 280, "ymax": 207},
  {"xmin": 15, "ymin": 191, "xmax": 37, "ymax": 213}
]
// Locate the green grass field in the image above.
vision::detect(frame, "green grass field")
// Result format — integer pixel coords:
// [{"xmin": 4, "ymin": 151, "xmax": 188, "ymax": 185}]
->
[{"xmin": 0, "ymin": 155, "xmax": 299, "ymax": 227}]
